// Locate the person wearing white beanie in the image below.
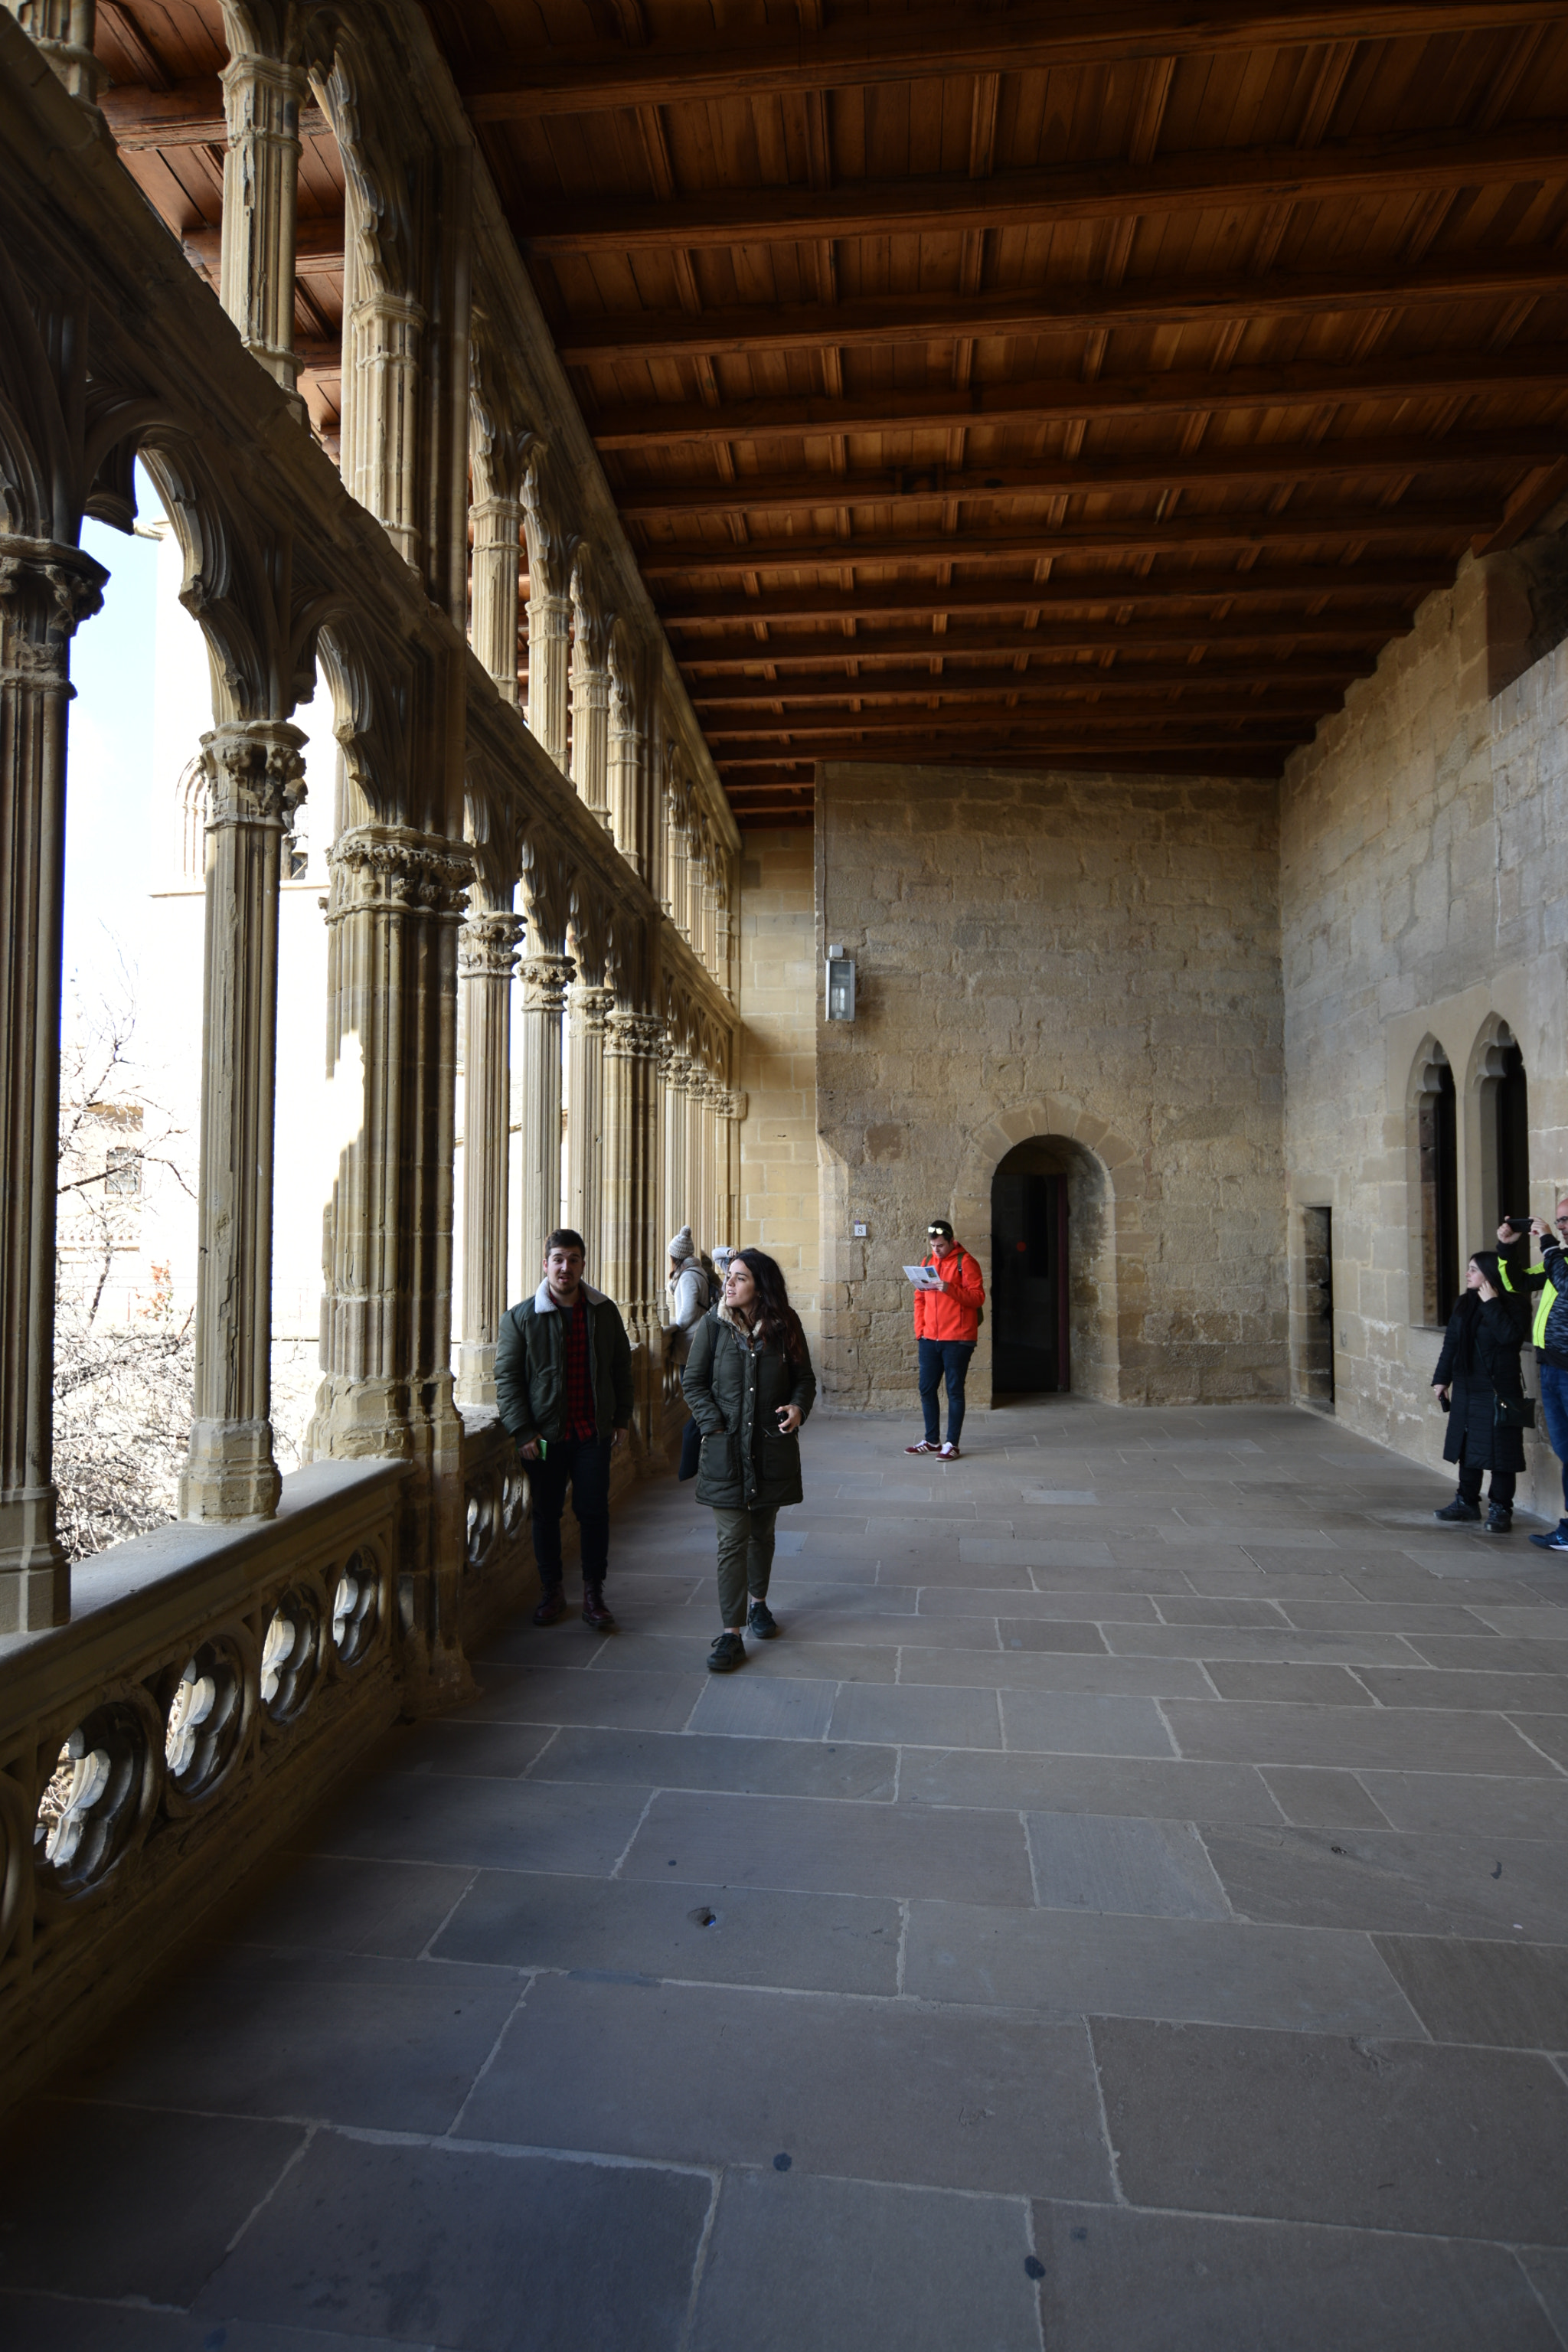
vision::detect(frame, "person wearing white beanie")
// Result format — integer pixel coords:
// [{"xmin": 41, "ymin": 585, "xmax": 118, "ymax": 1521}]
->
[{"xmin": 666, "ymin": 1227, "xmax": 710, "ymax": 1359}]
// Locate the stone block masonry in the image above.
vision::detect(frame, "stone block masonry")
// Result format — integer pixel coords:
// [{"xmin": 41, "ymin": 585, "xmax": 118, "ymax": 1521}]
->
[
  {"xmin": 802, "ymin": 761, "xmax": 1289, "ymax": 1413},
  {"xmin": 737, "ymin": 828, "xmax": 822, "ymax": 1354},
  {"xmin": 1282, "ymin": 531, "xmax": 1568, "ymax": 1520}
]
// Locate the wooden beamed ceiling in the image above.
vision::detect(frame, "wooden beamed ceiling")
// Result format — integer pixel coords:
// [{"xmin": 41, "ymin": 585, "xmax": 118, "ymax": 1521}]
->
[{"xmin": 96, "ymin": 2, "xmax": 1568, "ymax": 828}]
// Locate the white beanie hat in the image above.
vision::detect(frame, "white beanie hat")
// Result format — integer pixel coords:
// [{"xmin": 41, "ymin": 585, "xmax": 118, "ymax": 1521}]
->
[{"xmin": 668, "ymin": 1225, "xmax": 695, "ymax": 1262}]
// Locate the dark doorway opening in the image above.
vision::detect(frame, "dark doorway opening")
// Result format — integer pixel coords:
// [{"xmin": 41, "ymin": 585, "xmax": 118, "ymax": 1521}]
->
[
  {"xmin": 1301, "ymin": 1205, "xmax": 1334, "ymax": 1409},
  {"xmin": 1496, "ymin": 1038, "xmax": 1530, "ymax": 1226},
  {"xmin": 991, "ymin": 1156, "xmax": 1070, "ymax": 1393},
  {"xmin": 1418, "ymin": 1059, "xmax": 1459, "ymax": 1325}
]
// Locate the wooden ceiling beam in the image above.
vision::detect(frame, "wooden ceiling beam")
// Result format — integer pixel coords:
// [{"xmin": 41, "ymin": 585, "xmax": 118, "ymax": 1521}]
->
[
  {"xmin": 697, "ymin": 688, "xmax": 1336, "ymax": 724},
  {"xmin": 658, "ymin": 564, "xmax": 1446, "ymax": 629},
  {"xmin": 102, "ymin": 75, "xmax": 328, "ymax": 147},
  {"xmin": 676, "ymin": 616, "xmax": 1397, "ymax": 665},
  {"xmin": 691, "ymin": 658, "xmax": 1368, "ymax": 703},
  {"xmin": 592, "ymin": 344, "xmax": 1568, "ymax": 449},
  {"xmin": 708, "ymin": 708, "xmax": 1313, "ymax": 743},
  {"xmin": 620, "ymin": 433, "xmax": 1568, "ymax": 521},
  {"xmin": 459, "ymin": 5, "xmax": 1568, "ymax": 121},
  {"xmin": 560, "ymin": 250, "xmax": 1568, "ymax": 364},
  {"xmin": 724, "ymin": 746, "xmax": 1287, "ymax": 778},
  {"xmin": 715, "ymin": 731, "xmax": 1306, "ymax": 765},
  {"xmin": 524, "ymin": 120, "xmax": 1568, "ymax": 253},
  {"xmin": 183, "ymin": 219, "xmax": 344, "ymax": 274},
  {"xmin": 638, "ymin": 502, "xmax": 1483, "ymax": 580}
]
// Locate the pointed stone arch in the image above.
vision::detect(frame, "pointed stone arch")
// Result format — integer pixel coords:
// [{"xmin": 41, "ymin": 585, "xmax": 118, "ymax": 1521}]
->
[{"xmin": 952, "ymin": 1096, "xmax": 1149, "ymax": 1408}]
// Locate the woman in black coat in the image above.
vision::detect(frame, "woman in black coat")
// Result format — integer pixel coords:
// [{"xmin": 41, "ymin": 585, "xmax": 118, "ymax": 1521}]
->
[
  {"xmin": 1431, "ymin": 1250, "xmax": 1529, "ymax": 1532},
  {"xmin": 681, "ymin": 1247, "xmax": 816, "ymax": 1674}
]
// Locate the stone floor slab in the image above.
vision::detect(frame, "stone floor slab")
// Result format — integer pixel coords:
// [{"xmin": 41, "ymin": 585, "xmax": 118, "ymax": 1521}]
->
[
  {"xmin": 1109, "ymin": 1626, "xmax": 1419, "ymax": 1668},
  {"xmin": 904, "ymin": 1900, "xmax": 1419, "ymax": 2034},
  {"xmin": 1200, "ymin": 1661, "xmax": 1376, "ymax": 1705},
  {"xmin": 1371, "ymin": 1932, "xmax": 1568, "ymax": 2048},
  {"xmin": 466, "ymin": 1661, "xmax": 705, "ymax": 1732},
  {"xmin": 904, "ymin": 1649, "xmax": 1210, "ymax": 1698},
  {"xmin": 432, "ymin": 1869, "xmax": 903, "ymax": 1994},
  {"xmin": 1164, "ymin": 1699, "xmax": 1557, "ymax": 1774},
  {"xmin": 383, "ymin": 1719, "xmax": 560, "ymax": 1779},
  {"xmin": 0, "ymin": 2100, "xmax": 304, "ymax": 2304},
  {"xmin": 531, "ymin": 1723, "xmax": 898, "ymax": 1801},
  {"xmin": 220, "ymin": 1852, "xmax": 476, "ymax": 1958},
  {"xmin": 1259, "ymin": 1768, "xmax": 1393, "ymax": 1829},
  {"xmin": 1199, "ymin": 1822, "xmax": 1568, "ymax": 1941},
  {"xmin": 688, "ymin": 2168, "xmax": 1044, "ymax": 2352},
  {"xmin": 1091, "ymin": 2016, "xmax": 1568, "ymax": 2240},
  {"xmin": 194, "ymin": 2128, "xmax": 711, "ymax": 2351},
  {"xmin": 461, "ymin": 1972, "xmax": 1112, "ymax": 2198},
  {"xmin": 0, "ymin": 2305, "xmax": 428, "ymax": 2352},
  {"xmin": 828, "ymin": 1680, "xmax": 1003, "ymax": 1749},
  {"xmin": 688, "ymin": 1673, "xmax": 837, "ymax": 1741},
  {"xmin": 1026, "ymin": 1811, "xmax": 1231, "ymax": 1919},
  {"xmin": 67, "ymin": 1948, "xmax": 522, "ymax": 2134},
  {"xmin": 621, "ymin": 1787, "xmax": 1035, "ymax": 1903},
  {"xmin": 305, "ymin": 1771, "xmax": 654, "ymax": 1876},
  {"xmin": 1030, "ymin": 2200, "xmax": 1558, "ymax": 2352},
  {"xmin": 1001, "ymin": 1690, "xmax": 1177, "ymax": 1758},
  {"xmin": 899, "ymin": 1748, "xmax": 1282, "ymax": 1823},
  {"xmin": 1357, "ymin": 1771, "xmax": 1568, "ymax": 1840}
]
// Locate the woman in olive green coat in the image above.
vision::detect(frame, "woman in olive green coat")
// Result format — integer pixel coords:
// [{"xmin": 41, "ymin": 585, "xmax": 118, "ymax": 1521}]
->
[{"xmin": 681, "ymin": 1247, "xmax": 817, "ymax": 1672}]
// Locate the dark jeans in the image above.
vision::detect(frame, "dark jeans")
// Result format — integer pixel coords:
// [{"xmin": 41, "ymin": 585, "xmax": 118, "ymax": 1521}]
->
[
  {"xmin": 712, "ymin": 1504, "xmax": 777, "ymax": 1627},
  {"xmin": 528, "ymin": 1433, "xmax": 612, "ymax": 1587},
  {"xmin": 1539, "ymin": 1363, "xmax": 1568, "ymax": 1526},
  {"xmin": 919, "ymin": 1338, "xmax": 975, "ymax": 1446},
  {"xmin": 1458, "ymin": 1460, "xmax": 1515, "ymax": 1509}
]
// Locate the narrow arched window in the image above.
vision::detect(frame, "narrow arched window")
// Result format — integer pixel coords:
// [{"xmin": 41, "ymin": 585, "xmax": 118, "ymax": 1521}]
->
[{"xmin": 1416, "ymin": 1054, "xmax": 1459, "ymax": 1325}]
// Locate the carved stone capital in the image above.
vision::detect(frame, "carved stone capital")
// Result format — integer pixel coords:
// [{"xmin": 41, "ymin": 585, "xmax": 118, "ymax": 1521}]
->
[
  {"xmin": 201, "ymin": 720, "xmax": 307, "ymax": 829},
  {"xmin": 606, "ymin": 1010, "xmax": 663, "ymax": 1060},
  {"xmin": 518, "ymin": 952, "xmax": 575, "ymax": 1014},
  {"xmin": 0, "ymin": 537, "xmax": 108, "ymax": 678},
  {"xmin": 459, "ymin": 911, "xmax": 525, "ymax": 979},
  {"xmin": 13, "ymin": 0, "xmax": 106, "ymax": 103},
  {"xmin": 569, "ymin": 983, "xmax": 616, "ymax": 1037},
  {"xmin": 327, "ymin": 825, "xmax": 472, "ymax": 921}
]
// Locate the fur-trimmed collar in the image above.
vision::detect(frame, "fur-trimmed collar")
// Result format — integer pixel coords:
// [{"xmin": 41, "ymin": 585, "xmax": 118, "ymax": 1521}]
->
[
  {"xmin": 716, "ymin": 1298, "xmax": 760, "ymax": 1340},
  {"xmin": 533, "ymin": 1277, "xmax": 607, "ymax": 1312}
]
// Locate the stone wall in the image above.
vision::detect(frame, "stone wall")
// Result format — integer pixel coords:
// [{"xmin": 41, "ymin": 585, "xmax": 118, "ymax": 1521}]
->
[
  {"xmin": 737, "ymin": 828, "xmax": 822, "ymax": 1354},
  {"xmin": 806, "ymin": 760, "xmax": 1289, "ymax": 1412},
  {"xmin": 1281, "ymin": 537, "xmax": 1568, "ymax": 1516}
]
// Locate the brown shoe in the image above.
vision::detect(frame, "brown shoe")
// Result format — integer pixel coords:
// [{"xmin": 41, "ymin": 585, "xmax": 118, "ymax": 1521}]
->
[
  {"xmin": 582, "ymin": 1586, "xmax": 617, "ymax": 1633},
  {"xmin": 532, "ymin": 1586, "xmax": 567, "ymax": 1626}
]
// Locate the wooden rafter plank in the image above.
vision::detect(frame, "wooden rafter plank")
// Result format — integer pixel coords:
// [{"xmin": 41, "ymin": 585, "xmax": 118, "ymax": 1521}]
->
[
  {"xmin": 523, "ymin": 121, "xmax": 1568, "ymax": 253},
  {"xmin": 617, "ymin": 433, "xmax": 1568, "ymax": 520},
  {"xmin": 713, "ymin": 733, "xmax": 1308, "ymax": 764},
  {"xmin": 101, "ymin": 75, "xmax": 329, "ymax": 148},
  {"xmin": 705, "ymin": 707, "xmax": 1318, "ymax": 740},
  {"xmin": 724, "ymin": 747, "xmax": 1285, "ymax": 777},
  {"xmin": 690, "ymin": 657, "xmax": 1369, "ymax": 701},
  {"xmin": 559, "ymin": 250, "xmax": 1568, "ymax": 363},
  {"xmin": 459, "ymin": 5, "xmax": 1568, "ymax": 119},
  {"xmin": 183, "ymin": 218, "xmax": 345, "ymax": 272},
  {"xmin": 637, "ymin": 502, "xmax": 1488, "ymax": 577},
  {"xmin": 592, "ymin": 345, "xmax": 1568, "ymax": 451},
  {"xmin": 1471, "ymin": 456, "xmax": 1568, "ymax": 553},
  {"xmin": 658, "ymin": 564, "xmax": 1448, "ymax": 628},
  {"xmin": 675, "ymin": 614, "xmax": 1400, "ymax": 662}
]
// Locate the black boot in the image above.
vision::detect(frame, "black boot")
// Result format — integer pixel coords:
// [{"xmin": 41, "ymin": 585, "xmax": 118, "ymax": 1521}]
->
[
  {"xmin": 1433, "ymin": 1494, "xmax": 1481, "ymax": 1524},
  {"xmin": 1485, "ymin": 1504, "xmax": 1514, "ymax": 1534},
  {"xmin": 582, "ymin": 1585, "xmax": 617, "ymax": 1632},
  {"xmin": 532, "ymin": 1584, "xmax": 568, "ymax": 1625}
]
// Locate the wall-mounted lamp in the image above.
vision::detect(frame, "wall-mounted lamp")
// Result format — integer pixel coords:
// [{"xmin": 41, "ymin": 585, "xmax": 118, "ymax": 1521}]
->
[{"xmin": 825, "ymin": 948, "xmax": 856, "ymax": 1022}]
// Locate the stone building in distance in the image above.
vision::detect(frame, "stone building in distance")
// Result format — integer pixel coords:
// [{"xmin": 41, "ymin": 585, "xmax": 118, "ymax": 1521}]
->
[{"xmin": 2, "ymin": 0, "xmax": 1568, "ymax": 2335}]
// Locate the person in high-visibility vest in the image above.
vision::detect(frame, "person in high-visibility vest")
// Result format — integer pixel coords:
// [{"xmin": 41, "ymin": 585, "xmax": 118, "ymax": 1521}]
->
[{"xmin": 1497, "ymin": 1197, "xmax": 1568, "ymax": 1553}]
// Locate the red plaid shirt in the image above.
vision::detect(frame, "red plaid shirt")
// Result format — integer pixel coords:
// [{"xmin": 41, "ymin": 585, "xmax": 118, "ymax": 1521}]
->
[{"xmin": 560, "ymin": 1300, "xmax": 598, "ymax": 1440}]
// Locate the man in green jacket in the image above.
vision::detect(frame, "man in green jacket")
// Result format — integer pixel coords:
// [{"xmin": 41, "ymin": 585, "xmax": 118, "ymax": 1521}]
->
[{"xmin": 495, "ymin": 1229, "xmax": 635, "ymax": 1630}]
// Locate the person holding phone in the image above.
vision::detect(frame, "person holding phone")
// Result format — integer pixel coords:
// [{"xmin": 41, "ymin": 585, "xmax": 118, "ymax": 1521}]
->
[
  {"xmin": 1430, "ymin": 1250, "xmax": 1529, "ymax": 1532},
  {"xmin": 681, "ymin": 1248, "xmax": 817, "ymax": 1671},
  {"xmin": 1496, "ymin": 1201, "xmax": 1568, "ymax": 1553}
]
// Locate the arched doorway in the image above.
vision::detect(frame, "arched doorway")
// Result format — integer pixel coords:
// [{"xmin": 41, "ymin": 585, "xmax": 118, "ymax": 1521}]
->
[{"xmin": 991, "ymin": 1141, "xmax": 1071, "ymax": 1394}]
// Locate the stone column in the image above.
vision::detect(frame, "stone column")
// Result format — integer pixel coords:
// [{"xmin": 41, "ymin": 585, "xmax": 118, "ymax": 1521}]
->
[
  {"xmin": 523, "ymin": 465, "xmax": 571, "ymax": 770},
  {"xmin": 178, "ymin": 721, "xmax": 304, "ymax": 1522},
  {"xmin": 662, "ymin": 1047, "xmax": 691, "ymax": 1248},
  {"xmin": 607, "ymin": 657, "xmax": 642, "ymax": 874},
  {"xmin": 0, "ymin": 538, "xmax": 106, "ymax": 1631},
  {"xmin": 719, "ymin": 1087, "xmax": 746, "ymax": 1246},
  {"xmin": 602, "ymin": 1009, "xmax": 665, "ymax": 1458},
  {"xmin": 218, "ymin": 11, "xmax": 307, "ymax": 394},
  {"xmin": 570, "ymin": 560, "xmax": 612, "ymax": 828},
  {"xmin": 515, "ymin": 950, "xmax": 573, "ymax": 1269},
  {"xmin": 309, "ymin": 825, "xmax": 469, "ymax": 1459},
  {"xmin": 4, "ymin": 0, "xmax": 103, "ymax": 97},
  {"xmin": 343, "ymin": 291, "xmax": 425, "ymax": 568},
  {"xmin": 456, "ymin": 910, "xmax": 523, "ymax": 1409},
  {"xmin": 469, "ymin": 495, "xmax": 523, "ymax": 703},
  {"xmin": 566, "ymin": 981, "xmax": 614, "ymax": 1268},
  {"xmin": 688, "ymin": 1070, "xmax": 714, "ymax": 1256}
]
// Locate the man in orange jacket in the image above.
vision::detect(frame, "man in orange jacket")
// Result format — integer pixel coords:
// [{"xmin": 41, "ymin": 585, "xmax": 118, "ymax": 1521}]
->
[{"xmin": 906, "ymin": 1219, "xmax": 986, "ymax": 1461}]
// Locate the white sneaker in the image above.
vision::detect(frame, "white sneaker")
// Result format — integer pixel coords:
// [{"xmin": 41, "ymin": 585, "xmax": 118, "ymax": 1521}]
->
[
  {"xmin": 905, "ymin": 1439, "xmax": 939, "ymax": 1455},
  {"xmin": 936, "ymin": 1441, "xmax": 961, "ymax": 1462}
]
